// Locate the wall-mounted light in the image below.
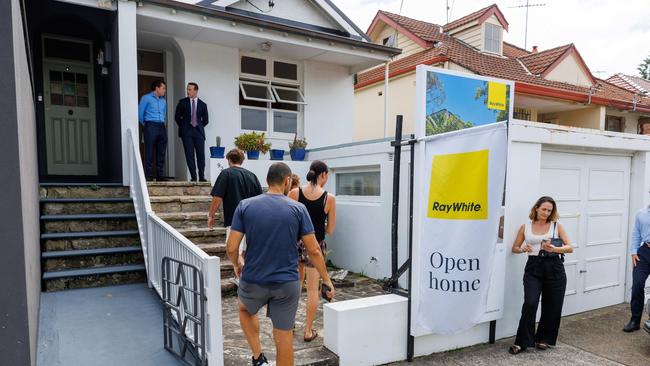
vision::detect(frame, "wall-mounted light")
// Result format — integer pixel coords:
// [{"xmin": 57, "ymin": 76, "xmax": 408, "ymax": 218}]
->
[{"xmin": 260, "ymin": 41, "xmax": 272, "ymax": 52}]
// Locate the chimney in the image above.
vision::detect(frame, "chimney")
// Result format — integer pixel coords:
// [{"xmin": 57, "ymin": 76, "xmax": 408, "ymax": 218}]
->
[{"xmin": 532, "ymin": 46, "xmax": 538, "ymax": 54}]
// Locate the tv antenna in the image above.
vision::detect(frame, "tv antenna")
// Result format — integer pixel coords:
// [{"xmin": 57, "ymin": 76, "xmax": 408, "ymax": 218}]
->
[{"xmin": 509, "ymin": 1, "xmax": 546, "ymax": 50}]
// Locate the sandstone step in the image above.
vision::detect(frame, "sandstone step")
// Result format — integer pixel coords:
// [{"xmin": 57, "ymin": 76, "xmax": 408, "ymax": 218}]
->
[
  {"xmin": 197, "ymin": 243, "xmax": 227, "ymax": 257},
  {"xmin": 40, "ymin": 198, "xmax": 134, "ymax": 215},
  {"xmin": 41, "ymin": 214, "xmax": 138, "ymax": 233},
  {"xmin": 150, "ymin": 196, "xmax": 212, "ymax": 213},
  {"xmin": 42, "ymin": 251, "xmax": 144, "ymax": 272},
  {"xmin": 42, "ymin": 230, "xmax": 140, "ymax": 240},
  {"xmin": 43, "ymin": 235, "xmax": 140, "ymax": 252},
  {"xmin": 221, "ymin": 278, "xmax": 237, "ymax": 296},
  {"xmin": 147, "ymin": 181, "xmax": 213, "ymax": 197},
  {"xmin": 40, "ymin": 185, "xmax": 129, "ymax": 199},
  {"xmin": 177, "ymin": 227, "xmax": 227, "ymax": 244},
  {"xmin": 156, "ymin": 211, "xmax": 223, "ymax": 230},
  {"xmin": 43, "ymin": 264, "xmax": 146, "ymax": 291}
]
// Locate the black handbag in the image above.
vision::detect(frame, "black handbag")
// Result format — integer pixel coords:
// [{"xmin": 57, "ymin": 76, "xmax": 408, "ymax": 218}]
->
[{"xmin": 539, "ymin": 222, "xmax": 564, "ymax": 261}]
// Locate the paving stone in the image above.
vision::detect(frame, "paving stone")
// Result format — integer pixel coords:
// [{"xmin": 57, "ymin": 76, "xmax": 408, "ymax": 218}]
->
[{"xmin": 221, "ymin": 273, "xmax": 386, "ymax": 365}]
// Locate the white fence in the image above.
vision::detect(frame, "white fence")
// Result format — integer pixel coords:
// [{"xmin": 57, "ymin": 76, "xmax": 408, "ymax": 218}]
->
[{"xmin": 126, "ymin": 128, "xmax": 224, "ymax": 365}]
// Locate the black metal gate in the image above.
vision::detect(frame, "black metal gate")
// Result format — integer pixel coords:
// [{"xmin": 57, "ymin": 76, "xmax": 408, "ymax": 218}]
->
[{"xmin": 161, "ymin": 257, "xmax": 208, "ymax": 366}]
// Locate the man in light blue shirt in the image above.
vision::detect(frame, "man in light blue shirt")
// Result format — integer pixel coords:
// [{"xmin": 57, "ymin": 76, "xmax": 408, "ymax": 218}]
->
[
  {"xmin": 138, "ymin": 80, "xmax": 167, "ymax": 181},
  {"xmin": 624, "ymin": 203, "xmax": 650, "ymax": 333}
]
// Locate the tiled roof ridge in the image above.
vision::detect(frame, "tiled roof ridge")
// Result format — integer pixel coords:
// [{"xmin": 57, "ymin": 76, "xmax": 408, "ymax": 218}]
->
[
  {"xmin": 378, "ymin": 9, "xmax": 442, "ymax": 28},
  {"xmin": 518, "ymin": 43, "xmax": 573, "ymax": 61},
  {"xmin": 442, "ymin": 3, "xmax": 497, "ymax": 32}
]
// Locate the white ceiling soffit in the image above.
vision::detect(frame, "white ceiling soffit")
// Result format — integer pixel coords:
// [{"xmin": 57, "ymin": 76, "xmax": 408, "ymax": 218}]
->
[{"xmin": 211, "ymin": 0, "xmax": 240, "ymax": 7}]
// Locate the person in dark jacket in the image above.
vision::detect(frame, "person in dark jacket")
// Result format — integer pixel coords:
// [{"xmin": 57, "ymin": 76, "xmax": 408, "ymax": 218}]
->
[{"xmin": 174, "ymin": 82, "xmax": 209, "ymax": 181}]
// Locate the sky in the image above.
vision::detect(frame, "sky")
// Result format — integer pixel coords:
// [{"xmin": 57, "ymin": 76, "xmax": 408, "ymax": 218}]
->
[{"xmin": 334, "ymin": 0, "xmax": 650, "ymax": 79}]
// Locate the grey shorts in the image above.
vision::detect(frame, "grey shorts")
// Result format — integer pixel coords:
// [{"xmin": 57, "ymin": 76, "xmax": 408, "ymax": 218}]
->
[{"xmin": 238, "ymin": 279, "xmax": 300, "ymax": 330}]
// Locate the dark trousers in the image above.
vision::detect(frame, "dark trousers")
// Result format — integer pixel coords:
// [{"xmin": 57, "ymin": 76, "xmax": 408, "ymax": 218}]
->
[
  {"xmin": 515, "ymin": 256, "xmax": 567, "ymax": 350},
  {"xmin": 631, "ymin": 244, "xmax": 650, "ymax": 322},
  {"xmin": 181, "ymin": 128, "xmax": 205, "ymax": 180},
  {"xmin": 144, "ymin": 122, "xmax": 167, "ymax": 178}
]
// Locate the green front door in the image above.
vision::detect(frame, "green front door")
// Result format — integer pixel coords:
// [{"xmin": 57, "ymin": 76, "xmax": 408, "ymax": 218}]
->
[{"xmin": 42, "ymin": 38, "xmax": 97, "ymax": 176}]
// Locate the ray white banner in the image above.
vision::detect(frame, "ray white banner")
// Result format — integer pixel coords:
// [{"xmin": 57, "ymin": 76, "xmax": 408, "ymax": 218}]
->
[{"xmin": 411, "ymin": 122, "xmax": 508, "ymax": 335}]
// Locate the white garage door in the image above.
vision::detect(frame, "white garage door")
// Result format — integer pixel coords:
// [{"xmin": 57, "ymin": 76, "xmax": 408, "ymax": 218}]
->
[{"xmin": 541, "ymin": 150, "xmax": 631, "ymax": 316}]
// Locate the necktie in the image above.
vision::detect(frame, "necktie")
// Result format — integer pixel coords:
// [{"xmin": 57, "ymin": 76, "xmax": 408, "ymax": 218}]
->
[{"xmin": 191, "ymin": 99, "xmax": 197, "ymax": 127}]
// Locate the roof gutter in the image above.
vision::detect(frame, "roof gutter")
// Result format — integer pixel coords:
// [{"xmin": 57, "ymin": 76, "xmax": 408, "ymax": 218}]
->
[
  {"xmin": 515, "ymin": 82, "xmax": 650, "ymax": 113},
  {"xmin": 355, "ymin": 56, "xmax": 449, "ymax": 90},
  {"xmin": 139, "ymin": 0, "xmax": 401, "ymax": 56}
]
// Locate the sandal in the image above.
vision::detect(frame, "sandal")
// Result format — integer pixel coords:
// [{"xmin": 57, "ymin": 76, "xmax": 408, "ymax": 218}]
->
[
  {"xmin": 303, "ymin": 330, "xmax": 318, "ymax": 343},
  {"xmin": 508, "ymin": 345, "xmax": 523, "ymax": 355},
  {"xmin": 535, "ymin": 342, "xmax": 549, "ymax": 350}
]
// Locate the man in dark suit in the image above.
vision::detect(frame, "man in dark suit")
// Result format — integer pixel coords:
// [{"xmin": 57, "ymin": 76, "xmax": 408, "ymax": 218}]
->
[{"xmin": 175, "ymin": 82, "xmax": 209, "ymax": 181}]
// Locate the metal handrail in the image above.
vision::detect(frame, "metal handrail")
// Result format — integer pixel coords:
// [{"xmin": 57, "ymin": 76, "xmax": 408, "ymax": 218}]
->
[{"xmin": 126, "ymin": 128, "xmax": 224, "ymax": 366}]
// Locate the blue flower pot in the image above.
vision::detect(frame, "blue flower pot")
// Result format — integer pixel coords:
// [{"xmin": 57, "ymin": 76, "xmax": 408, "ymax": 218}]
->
[
  {"xmin": 210, "ymin": 146, "xmax": 225, "ymax": 158},
  {"xmin": 290, "ymin": 148, "xmax": 306, "ymax": 161},
  {"xmin": 246, "ymin": 150, "xmax": 260, "ymax": 160},
  {"xmin": 270, "ymin": 149, "xmax": 285, "ymax": 161}
]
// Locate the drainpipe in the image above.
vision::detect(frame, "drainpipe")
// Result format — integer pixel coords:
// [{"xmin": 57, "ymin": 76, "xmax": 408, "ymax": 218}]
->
[{"xmin": 384, "ymin": 61, "xmax": 390, "ymax": 138}]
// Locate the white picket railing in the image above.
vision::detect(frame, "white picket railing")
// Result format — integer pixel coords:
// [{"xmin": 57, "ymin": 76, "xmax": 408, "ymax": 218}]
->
[{"xmin": 126, "ymin": 128, "xmax": 224, "ymax": 366}]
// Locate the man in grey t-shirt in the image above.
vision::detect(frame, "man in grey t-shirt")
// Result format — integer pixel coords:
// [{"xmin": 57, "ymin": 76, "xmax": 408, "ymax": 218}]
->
[{"xmin": 226, "ymin": 162, "xmax": 335, "ymax": 366}]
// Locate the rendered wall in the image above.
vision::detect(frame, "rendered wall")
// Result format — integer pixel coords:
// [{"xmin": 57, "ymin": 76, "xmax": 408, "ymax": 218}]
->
[
  {"xmin": 372, "ymin": 24, "xmax": 424, "ymax": 59},
  {"xmin": 545, "ymin": 52, "xmax": 593, "ymax": 88},
  {"xmin": 540, "ymin": 105, "xmax": 603, "ymax": 129},
  {"xmin": 0, "ymin": 0, "xmax": 40, "ymax": 364},
  {"xmin": 354, "ymin": 72, "xmax": 417, "ymax": 141}
]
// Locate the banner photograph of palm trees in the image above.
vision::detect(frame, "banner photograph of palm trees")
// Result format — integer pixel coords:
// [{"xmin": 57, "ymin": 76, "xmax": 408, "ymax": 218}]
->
[{"xmin": 426, "ymin": 71, "xmax": 511, "ymax": 136}]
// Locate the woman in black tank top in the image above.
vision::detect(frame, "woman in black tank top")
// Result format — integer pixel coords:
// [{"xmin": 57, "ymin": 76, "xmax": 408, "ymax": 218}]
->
[{"xmin": 288, "ymin": 160, "xmax": 337, "ymax": 342}]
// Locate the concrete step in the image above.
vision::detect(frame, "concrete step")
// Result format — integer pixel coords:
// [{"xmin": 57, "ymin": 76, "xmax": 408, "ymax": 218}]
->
[
  {"xmin": 40, "ymin": 185, "xmax": 129, "ymax": 199},
  {"xmin": 41, "ymin": 214, "xmax": 138, "ymax": 233},
  {"xmin": 147, "ymin": 181, "xmax": 212, "ymax": 197},
  {"xmin": 40, "ymin": 197, "xmax": 134, "ymax": 215},
  {"xmin": 177, "ymin": 227, "xmax": 227, "ymax": 244},
  {"xmin": 150, "ymin": 196, "xmax": 212, "ymax": 213},
  {"xmin": 157, "ymin": 211, "xmax": 223, "ymax": 230},
  {"xmin": 43, "ymin": 264, "xmax": 146, "ymax": 291}
]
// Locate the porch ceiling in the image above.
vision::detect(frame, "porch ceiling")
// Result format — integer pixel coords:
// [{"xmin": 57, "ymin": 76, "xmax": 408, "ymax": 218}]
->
[
  {"xmin": 516, "ymin": 93, "xmax": 590, "ymax": 114},
  {"xmin": 136, "ymin": 5, "xmax": 392, "ymax": 73}
]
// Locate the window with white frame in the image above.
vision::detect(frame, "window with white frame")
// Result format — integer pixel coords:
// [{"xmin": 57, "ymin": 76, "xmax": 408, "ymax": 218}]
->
[
  {"xmin": 484, "ymin": 23, "xmax": 501, "ymax": 54},
  {"xmin": 335, "ymin": 170, "xmax": 381, "ymax": 196},
  {"xmin": 239, "ymin": 55, "xmax": 305, "ymax": 137}
]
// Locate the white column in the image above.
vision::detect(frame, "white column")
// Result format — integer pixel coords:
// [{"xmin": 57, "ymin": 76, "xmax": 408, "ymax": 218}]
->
[{"xmin": 118, "ymin": 0, "xmax": 138, "ymax": 185}]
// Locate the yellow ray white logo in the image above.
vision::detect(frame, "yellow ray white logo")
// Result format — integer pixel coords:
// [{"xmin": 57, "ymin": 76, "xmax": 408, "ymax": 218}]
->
[{"xmin": 427, "ymin": 149, "xmax": 488, "ymax": 220}]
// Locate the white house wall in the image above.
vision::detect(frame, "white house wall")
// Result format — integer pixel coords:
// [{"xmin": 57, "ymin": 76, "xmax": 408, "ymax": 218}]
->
[
  {"xmin": 229, "ymin": 0, "xmax": 338, "ymax": 30},
  {"xmin": 304, "ymin": 60, "xmax": 355, "ymax": 148},
  {"xmin": 545, "ymin": 52, "xmax": 593, "ymax": 88}
]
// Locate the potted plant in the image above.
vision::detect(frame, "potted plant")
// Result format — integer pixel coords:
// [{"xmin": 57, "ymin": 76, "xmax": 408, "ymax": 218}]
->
[
  {"xmin": 270, "ymin": 145, "xmax": 285, "ymax": 161},
  {"xmin": 289, "ymin": 134, "xmax": 307, "ymax": 161},
  {"xmin": 234, "ymin": 132, "xmax": 271, "ymax": 160},
  {"xmin": 210, "ymin": 136, "xmax": 225, "ymax": 158}
]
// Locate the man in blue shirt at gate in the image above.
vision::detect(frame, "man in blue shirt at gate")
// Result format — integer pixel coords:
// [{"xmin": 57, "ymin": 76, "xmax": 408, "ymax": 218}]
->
[
  {"xmin": 138, "ymin": 80, "xmax": 168, "ymax": 181},
  {"xmin": 624, "ymin": 193, "xmax": 650, "ymax": 333},
  {"xmin": 226, "ymin": 162, "xmax": 335, "ymax": 366}
]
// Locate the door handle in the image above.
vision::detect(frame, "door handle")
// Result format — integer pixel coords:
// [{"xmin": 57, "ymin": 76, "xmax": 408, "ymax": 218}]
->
[
  {"xmin": 68, "ymin": 109, "xmax": 74, "ymax": 116},
  {"xmin": 579, "ymin": 270, "xmax": 587, "ymax": 273}
]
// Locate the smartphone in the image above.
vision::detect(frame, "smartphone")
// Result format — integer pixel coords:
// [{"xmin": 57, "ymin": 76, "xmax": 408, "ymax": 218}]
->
[{"xmin": 321, "ymin": 283, "xmax": 333, "ymax": 302}]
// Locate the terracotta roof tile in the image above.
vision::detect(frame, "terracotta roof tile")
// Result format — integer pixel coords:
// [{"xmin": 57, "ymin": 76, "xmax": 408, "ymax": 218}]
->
[
  {"xmin": 442, "ymin": 4, "xmax": 498, "ymax": 33},
  {"xmin": 357, "ymin": 12, "xmax": 650, "ymax": 111},
  {"xmin": 503, "ymin": 42, "xmax": 530, "ymax": 58},
  {"xmin": 607, "ymin": 73, "xmax": 650, "ymax": 94},
  {"xmin": 518, "ymin": 44, "xmax": 573, "ymax": 75},
  {"xmin": 378, "ymin": 10, "xmax": 441, "ymax": 42}
]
